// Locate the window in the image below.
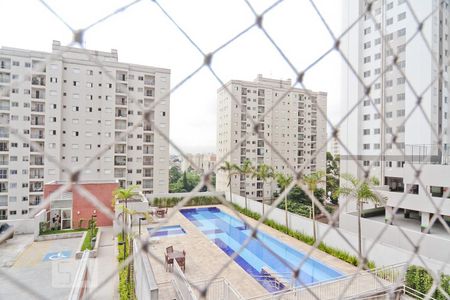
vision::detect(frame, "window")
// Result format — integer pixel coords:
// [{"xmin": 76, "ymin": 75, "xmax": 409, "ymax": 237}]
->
[
  {"xmin": 397, "ymin": 77, "xmax": 405, "ymax": 85},
  {"xmin": 374, "ymin": 98, "xmax": 381, "ymax": 104},
  {"xmin": 375, "ymin": 38, "xmax": 381, "ymax": 45},
  {"xmin": 398, "ymin": 61, "xmax": 406, "ymax": 69},
  {"xmin": 386, "ymin": 2, "xmax": 393, "ymax": 10},
  {"xmin": 363, "ymin": 41, "xmax": 371, "ymax": 49},
  {"xmin": 386, "ymin": 127, "xmax": 393, "ymax": 134},
  {"xmin": 363, "ymin": 144, "xmax": 370, "ymax": 150},
  {"xmin": 364, "ymin": 56, "xmax": 371, "ymax": 63},
  {"xmin": 374, "ymin": 113, "xmax": 381, "ymax": 119},
  {"xmin": 397, "ymin": 93, "xmax": 405, "ymax": 101},
  {"xmin": 363, "ymin": 71, "xmax": 371, "ymax": 78},
  {"xmin": 73, "ymin": 81, "xmax": 79, "ymax": 86},
  {"xmin": 364, "ymin": 27, "xmax": 371, "ymax": 35},
  {"xmin": 72, "ymin": 106, "xmax": 79, "ymax": 112},
  {"xmin": 374, "ymin": 143, "xmax": 381, "ymax": 150},
  {"xmin": 397, "ymin": 28, "xmax": 406, "ymax": 37},
  {"xmin": 397, "ymin": 44, "xmax": 406, "ymax": 53},
  {"xmin": 86, "ymin": 82, "xmax": 93, "ymax": 88},
  {"xmin": 386, "ymin": 18, "xmax": 393, "ymax": 26},
  {"xmin": 398, "ymin": 12, "xmax": 406, "ymax": 21},
  {"xmin": 363, "ymin": 100, "xmax": 370, "ymax": 106},
  {"xmin": 9, "ymin": 211, "xmax": 16, "ymax": 216},
  {"xmin": 363, "ymin": 161, "xmax": 370, "ymax": 166},
  {"xmin": 363, "ymin": 114, "xmax": 370, "ymax": 121},
  {"xmin": 375, "ymin": 53, "xmax": 381, "ymax": 60},
  {"xmin": 386, "ymin": 111, "xmax": 393, "ymax": 118},
  {"xmin": 397, "ymin": 109, "xmax": 405, "ymax": 117},
  {"xmin": 386, "ymin": 80, "xmax": 393, "ymax": 87},
  {"xmin": 72, "ymin": 131, "xmax": 79, "ymax": 136},
  {"xmin": 374, "ymin": 128, "xmax": 381, "ymax": 134},
  {"xmin": 85, "ymin": 144, "xmax": 92, "ymax": 150},
  {"xmin": 386, "ymin": 96, "xmax": 393, "ymax": 103},
  {"xmin": 363, "ymin": 129, "xmax": 370, "ymax": 135}
]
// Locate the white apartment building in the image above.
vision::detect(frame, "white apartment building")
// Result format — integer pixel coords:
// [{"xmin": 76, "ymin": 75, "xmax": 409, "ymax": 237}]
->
[
  {"xmin": 340, "ymin": 0, "xmax": 450, "ymax": 231},
  {"xmin": 0, "ymin": 41, "xmax": 170, "ymax": 220},
  {"xmin": 181, "ymin": 153, "xmax": 216, "ymax": 173},
  {"xmin": 217, "ymin": 75, "xmax": 327, "ymax": 202}
]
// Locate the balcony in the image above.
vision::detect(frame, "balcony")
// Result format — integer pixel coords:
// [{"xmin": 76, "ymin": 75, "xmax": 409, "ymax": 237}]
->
[
  {"xmin": 0, "ymin": 196, "xmax": 7, "ymax": 206},
  {"xmin": 0, "ymin": 59, "xmax": 11, "ymax": 70},
  {"xmin": 143, "ymin": 168, "xmax": 153, "ymax": 177},
  {"xmin": 143, "ymin": 124, "xmax": 153, "ymax": 132},
  {"xmin": 31, "ymin": 103, "xmax": 45, "ymax": 113},
  {"xmin": 115, "ymin": 108, "xmax": 127, "ymax": 118},
  {"xmin": 30, "ymin": 129, "xmax": 44, "ymax": 139},
  {"xmin": 116, "ymin": 71, "xmax": 127, "ymax": 82},
  {"xmin": 30, "ymin": 172, "xmax": 44, "ymax": 179},
  {"xmin": 115, "ymin": 120, "xmax": 127, "ymax": 130},
  {"xmin": 0, "ymin": 87, "xmax": 10, "ymax": 98},
  {"xmin": 115, "ymin": 96, "xmax": 127, "ymax": 106},
  {"xmin": 29, "ymin": 182, "xmax": 44, "ymax": 193},
  {"xmin": 30, "ymin": 158, "xmax": 44, "ymax": 166},
  {"xmin": 29, "ymin": 195, "xmax": 42, "ymax": 206},
  {"xmin": 114, "ymin": 157, "xmax": 126, "ymax": 166},
  {"xmin": 142, "ymin": 179, "xmax": 153, "ymax": 189},
  {"xmin": 143, "ymin": 145, "xmax": 154, "ymax": 155},
  {"xmin": 32, "ymin": 60, "xmax": 46, "ymax": 73},
  {"xmin": 144, "ymin": 87, "xmax": 154, "ymax": 97},
  {"xmin": 114, "ymin": 145, "xmax": 126, "ymax": 154},
  {"xmin": 144, "ymin": 75, "xmax": 155, "ymax": 86},
  {"xmin": 0, "ymin": 142, "xmax": 8, "ymax": 152},
  {"xmin": 0, "ymin": 114, "xmax": 9, "ymax": 126},
  {"xmin": 0, "ymin": 169, "xmax": 7, "ymax": 179},
  {"xmin": 31, "ymin": 75, "xmax": 46, "ymax": 86},
  {"xmin": 0, "ymin": 72, "xmax": 10, "ymax": 84},
  {"xmin": 30, "ymin": 142, "xmax": 44, "ymax": 152},
  {"xmin": 144, "ymin": 99, "xmax": 154, "ymax": 108},
  {"xmin": 115, "ymin": 133, "xmax": 126, "ymax": 143},
  {"xmin": 0, "ymin": 155, "xmax": 9, "ymax": 165},
  {"xmin": 114, "ymin": 169, "xmax": 126, "ymax": 178},
  {"xmin": 31, "ymin": 88, "xmax": 45, "ymax": 100},
  {"xmin": 31, "ymin": 116, "xmax": 45, "ymax": 126},
  {"xmin": 115, "ymin": 83, "xmax": 127, "ymax": 94},
  {"xmin": 143, "ymin": 156, "xmax": 153, "ymax": 166},
  {"xmin": 144, "ymin": 134, "xmax": 154, "ymax": 143},
  {"xmin": 0, "ymin": 100, "xmax": 9, "ymax": 111}
]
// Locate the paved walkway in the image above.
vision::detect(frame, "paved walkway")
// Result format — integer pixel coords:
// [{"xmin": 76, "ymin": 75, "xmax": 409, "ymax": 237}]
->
[
  {"xmin": 0, "ymin": 234, "xmax": 33, "ymax": 267},
  {"xmin": 87, "ymin": 226, "xmax": 119, "ymax": 300},
  {"xmin": 0, "ymin": 236, "xmax": 81, "ymax": 299}
]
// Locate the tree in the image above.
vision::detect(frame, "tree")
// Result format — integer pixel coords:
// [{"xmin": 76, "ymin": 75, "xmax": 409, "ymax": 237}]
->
[
  {"xmin": 337, "ymin": 173, "xmax": 385, "ymax": 258},
  {"xmin": 234, "ymin": 160, "xmax": 254, "ymax": 210},
  {"xmin": 275, "ymin": 173, "xmax": 293, "ymax": 228},
  {"xmin": 326, "ymin": 152, "xmax": 340, "ymax": 204},
  {"xmin": 253, "ymin": 164, "xmax": 274, "ymax": 215},
  {"xmin": 113, "ymin": 185, "xmax": 139, "ymax": 264},
  {"xmin": 169, "ymin": 170, "xmax": 201, "ymax": 192},
  {"xmin": 218, "ymin": 161, "xmax": 237, "ymax": 204},
  {"xmin": 169, "ymin": 166, "xmax": 182, "ymax": 184},
  {"xmin": 303, "ymin": 170, "xmax": 326, "ymax": 241}
]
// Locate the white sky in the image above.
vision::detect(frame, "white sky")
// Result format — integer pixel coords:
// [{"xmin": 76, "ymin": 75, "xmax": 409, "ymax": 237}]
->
[{"xmin": 0, "ymin": 0, "xmax": 344, "ymax": 154}]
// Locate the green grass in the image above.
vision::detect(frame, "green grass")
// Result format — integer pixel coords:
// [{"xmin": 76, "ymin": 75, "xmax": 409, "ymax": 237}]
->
[
  {"xmin": 40, "ymin": 228, "xmax": 87, "ymax": 235},
  {"xmin": 81, "ymin": 228, "xmax": 98, "ymax": 251},
  {"xmin": 153, "ymin": 196, "xmax": 221, "ymax": 207},
  {"xmin": 232, "ymin": 204, "xmax": 376, "ymax": 270}
]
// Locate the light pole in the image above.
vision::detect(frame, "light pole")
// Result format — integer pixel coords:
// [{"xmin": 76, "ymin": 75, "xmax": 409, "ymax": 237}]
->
[{"xmin": 139, "ymin": 217, "xmax": 146, "ymax": 236}]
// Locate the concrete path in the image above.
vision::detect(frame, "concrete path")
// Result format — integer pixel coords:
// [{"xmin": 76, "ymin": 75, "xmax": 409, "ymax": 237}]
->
[
  {"xmin": 0, "ymin": 234, "xmax": 33, "ymax": 267},
  {"xmin": 87, "ymin": 226, "xmax": 119, "ymax": 300}
]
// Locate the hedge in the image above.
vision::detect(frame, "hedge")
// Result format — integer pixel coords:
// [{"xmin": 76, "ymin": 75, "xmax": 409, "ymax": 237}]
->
[
  {"xmin": 405, "ymin": 265, "xmax": 450, "ymax": 300},
  {"xmin": 232, "ymin": 204, "xmax": 375, "ymax": 269},
  {"xmin": 153, "ymin": 196, "xmax": 221, "ymax": 208},
  {"xmin": 81, "ymin": 228, "xmax": 98, "ymax": 251},
  {"xmin": 117, "ymin": 234, "xmax": 136, "ymax": 300}
]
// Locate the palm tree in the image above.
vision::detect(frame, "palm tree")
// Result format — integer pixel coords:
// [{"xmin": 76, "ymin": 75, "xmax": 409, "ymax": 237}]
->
[
  {"xmin": 234, "ymin": 160, "xmax": 254, "ymax": 210},
  {"xmin": 276, "ymin": 173, "xmax": 293, "ymax": 228},
  {"xmin": 253, "ymin": 164, "xmax": 274, "ymax": 215},
  {"xmin": 303, "ymin": 170, "xmax": 326, "ymax": 241},
  {"xmin": 113, "ymin": 185, "xmax": 139, "ymax": 258},
  {"xmin": 337, "ymin": 173, "xmax": 385, "ymax": 258},
  {"xmin": 219, "ymin": 161, "xmax": 237, "ymax": 204}
]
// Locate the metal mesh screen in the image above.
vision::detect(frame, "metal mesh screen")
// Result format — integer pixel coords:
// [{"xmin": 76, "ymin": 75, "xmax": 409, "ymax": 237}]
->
[{"xmin": 0, "ymin": 0, "xmax": 449, "ymax": 299}]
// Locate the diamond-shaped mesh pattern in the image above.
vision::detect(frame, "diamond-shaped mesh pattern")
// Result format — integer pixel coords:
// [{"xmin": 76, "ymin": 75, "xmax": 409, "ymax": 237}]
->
[{"xmin": 0, "ymin": 0, "xmax": 449, "ymax": 299}]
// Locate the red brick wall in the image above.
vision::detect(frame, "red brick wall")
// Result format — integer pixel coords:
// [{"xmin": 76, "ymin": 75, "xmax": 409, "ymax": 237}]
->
[{"xmin": 44, "ymin": 182, "xmax": 118, "ymax": 227}]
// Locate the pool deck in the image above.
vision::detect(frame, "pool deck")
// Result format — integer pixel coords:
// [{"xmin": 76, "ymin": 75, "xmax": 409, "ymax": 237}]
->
[{"xmin": 144, "ymin": 205, "xmax": 359, "ymax": 299}]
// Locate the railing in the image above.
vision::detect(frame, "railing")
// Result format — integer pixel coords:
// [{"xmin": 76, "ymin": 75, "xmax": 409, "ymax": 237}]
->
[
  {"xmin": 172, "ymin": 260, "xmax": 198, "ymax": 300},
  {"xmin": 133, "ymin": 239, "xmax": 159, "ymax": 300},
  {"xmin": 68, "ymin": 250, "xmax": 90, "ymax": 300},
  {"xmin": 193, "ymin": 278, "xmax": 245, "ymax": 300},
  {"xmin": 404, "ymin": 285, "xmax": 437, "ymax": 300},
  {"xmin": 248, "ymin": 264, "xmax": 406, "ymax": 300}
]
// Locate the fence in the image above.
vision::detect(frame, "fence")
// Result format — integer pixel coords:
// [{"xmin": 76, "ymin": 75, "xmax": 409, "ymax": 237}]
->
[
  {"xmin": 133, "ymin": 239, "xmax": 159, "ymax": 300},
  {"xmin": 0, "ymin": 0, "xmax": 449, "ymax": 300},
  {"xmin": 68, "ymin": 250, "xmax": 90, "ymax": 300},
  {"xmin": 172, "ymin": 260, "xmax": 198, "ymax": 300},
  {"xmin": 193, "ymin": 278, "xmax": 245, "ymax": 300},
  {"xmin": 248, "ymin": 263, "xmax": 406, "ymax": 300}
]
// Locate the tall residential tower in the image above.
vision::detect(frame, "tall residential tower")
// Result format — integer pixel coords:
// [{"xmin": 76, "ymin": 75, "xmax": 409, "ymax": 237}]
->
[
  {"xmin": 217, "ymin": 75, "xmax": 327, "ymax": 202},
  {"xmin": 0, "ymin": 41, "xmax": 170, "ymax": 220}
]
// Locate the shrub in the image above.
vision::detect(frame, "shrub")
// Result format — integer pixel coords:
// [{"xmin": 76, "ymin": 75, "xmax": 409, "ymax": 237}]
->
[
  {"xmin": 81, "ymin": 228, "xmax": 98, "ymax": 251},
  {"xmin": 232, "ymin": 203, "xmax": 375, "ymax": 269},
  {"xmin": 117, "ymin": 234, "xmax": 136, "ymax": 300},
  {"xmin": 153, "ymin": 196, "xmax": 221, "ymax": 208},
  {"xmin": 405, "ymin": 265, "xmax": 450, "ymax": 300}
]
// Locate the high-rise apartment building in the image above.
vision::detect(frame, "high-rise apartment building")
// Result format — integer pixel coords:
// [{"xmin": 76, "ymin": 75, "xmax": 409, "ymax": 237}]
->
[
  {"xmin": 340, "ymin": 1, "xmax": 450, "ymax": 228},
  {"xmin": 217, "ymin": 75, "xmax": 327, "ymax": 202},
  {"xmin": 181, "ymin": 153, "xmax": 216, "ymax": 173},
  {"xmin": 0, "ymin": 41, "xmax": 170, "ymax": 220}
]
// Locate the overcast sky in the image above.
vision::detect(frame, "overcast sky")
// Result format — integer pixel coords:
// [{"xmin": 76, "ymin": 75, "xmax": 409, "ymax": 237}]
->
[{"xmin": 0, "ymin": 0, "xmax": 343, "ymax": 154}]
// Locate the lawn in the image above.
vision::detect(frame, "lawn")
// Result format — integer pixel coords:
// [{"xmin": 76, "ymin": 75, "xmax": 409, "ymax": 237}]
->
[
  {"xmin": 81, "ymin": 228, "xmax": 99, "ymax": 251},
  {"xmin": 40, "ymin": 228, "xmax": 87, "ymax": 235}
]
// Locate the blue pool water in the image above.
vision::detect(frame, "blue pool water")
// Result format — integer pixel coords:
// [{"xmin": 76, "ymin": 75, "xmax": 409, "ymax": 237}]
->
[
  {"xmin": 180, "ymin": 207, "xmax": 342, "ymax": 292},
  {"xmin": 147, "ymin": 225, "xmax": 186, "ymax": 238}
]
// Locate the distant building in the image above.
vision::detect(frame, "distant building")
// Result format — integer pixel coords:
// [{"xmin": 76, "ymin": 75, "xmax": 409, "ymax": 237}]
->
[
  {"xmin": 181, "ymin": 153, "xmax": 216, "ymax": 174},
  {"xmin": 328, "ymin": 136, "xmax": 340, "ymax": 157},
  {"xmin": 169, "ymin": 154, "xmax": 182, "ymax": 169},
  {"xmin": 216, "ymin": 75, "xmax": 327, "ymax": 202}
]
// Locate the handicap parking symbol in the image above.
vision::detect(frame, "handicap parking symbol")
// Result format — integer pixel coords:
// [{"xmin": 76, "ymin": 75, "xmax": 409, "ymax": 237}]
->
[{"xmin": 43, "ymin": 250, "xmax": 72, "ymax": 262}]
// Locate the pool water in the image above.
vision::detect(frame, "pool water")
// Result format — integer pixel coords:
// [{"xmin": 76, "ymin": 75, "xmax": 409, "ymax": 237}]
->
[
  {"xmin": 147, "ymin": 225, "xmax": 186, "ymax": 238},
  {"xmin": 180, "ymin": 207, "xmax": 342, "ymax": 292}
]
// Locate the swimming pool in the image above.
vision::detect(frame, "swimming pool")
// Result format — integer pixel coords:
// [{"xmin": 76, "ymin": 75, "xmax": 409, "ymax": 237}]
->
[
  {"xmin": 147, "ymin": 225, "xmax": 186, "ymax": 238},
  {"xmin": 180, "ymin": 207, "xmax": 342, "ymax": 292}
]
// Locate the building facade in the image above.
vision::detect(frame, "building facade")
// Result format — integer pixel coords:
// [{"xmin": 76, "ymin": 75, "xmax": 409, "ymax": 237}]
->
[
  {"xmin": 340, "ymin": 1, "xmax": 450, "ymax": 228},
  {"xmin": 181, "ymin": 153, "xmax": 216, "ymax": 173},
  {"xmin": 0, "ymin": 41, "xmax": 170, "ymax": 220},
  {"xmin": 216, "ymin": 75, "xmax": 327, "ymax": 202}
]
